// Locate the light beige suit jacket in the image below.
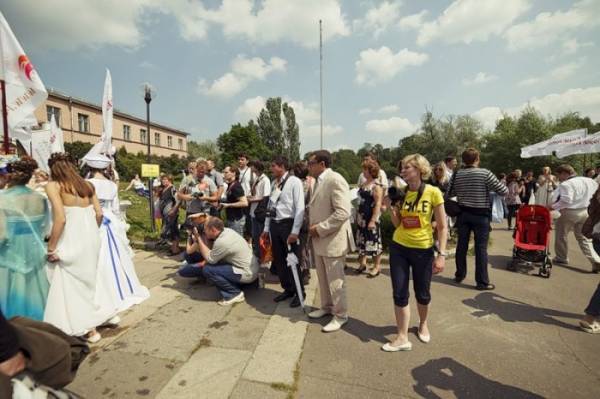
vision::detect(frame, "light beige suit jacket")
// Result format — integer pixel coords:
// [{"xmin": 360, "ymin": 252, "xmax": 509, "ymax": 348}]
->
[{"xmin": 309, "ymin": 169, "xmax": 356, "ymax": 257}]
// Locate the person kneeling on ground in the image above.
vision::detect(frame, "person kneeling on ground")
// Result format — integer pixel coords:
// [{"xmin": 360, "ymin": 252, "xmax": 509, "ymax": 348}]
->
[{"xmin": 177, "ymin": 217, "xmax": 258, "ymax": 305}]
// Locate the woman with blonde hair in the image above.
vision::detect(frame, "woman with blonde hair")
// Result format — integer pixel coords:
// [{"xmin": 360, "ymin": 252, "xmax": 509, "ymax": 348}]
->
[
  {"xmin": 43, "ymin": 153, "xmax": 113, "ymax": 343},
  {"xmin": 355, "ymin": 159, "xmax": 384, "ymax": 277},
  {"xmin": 383, "ymin": 154, "xmax": 448, "ymax": 352},
  {"xmin": 429, "ymin": 162, "xmax": 449, "ymax": 194},
  {"xmin": 536, "ymin": 166, "xmax": 557, "ymax": 206}
]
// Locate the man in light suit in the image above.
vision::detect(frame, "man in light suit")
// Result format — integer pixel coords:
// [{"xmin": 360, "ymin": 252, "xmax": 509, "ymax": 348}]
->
[{"xmin": 307, "ymin": 150, "xmax": 355, "ymax": 332}]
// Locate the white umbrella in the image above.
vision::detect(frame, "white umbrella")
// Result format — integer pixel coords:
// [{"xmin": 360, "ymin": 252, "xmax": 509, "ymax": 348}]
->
[{"xmin": 286, "ymin": 244, "xmax": 305, "ymax": 310}]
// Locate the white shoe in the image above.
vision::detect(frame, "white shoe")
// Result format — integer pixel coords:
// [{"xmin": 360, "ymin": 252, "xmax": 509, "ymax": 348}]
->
[
  {"xmin": 417, "ymin": 331, "xmax": 431, "ymax": 343},
  {"xmin": 322, "ymin": 316, "xmax": 347, "ymax": 332},
  {"xmin": 86, "ymin": 332, "xmax": 102, "ymax": 344},
  {"xmin": 381, "ymin": 341, "xmax": 412, "ymax": 352},
  {"xmin": 218, "ymin": 291, "xmax": 245, "ymax": 306},
  {"xmin": 308, "ymin": 309, "xmax": 330, "ymax": 319}
]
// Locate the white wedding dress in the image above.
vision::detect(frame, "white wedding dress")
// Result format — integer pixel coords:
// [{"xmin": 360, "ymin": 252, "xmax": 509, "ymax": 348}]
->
[
  {"xmin": 89, "ymin": 178, "xmax": 149, "ymax": 314},
  {"xmin": 44, "ymin": 205, "xmax": 113, "ymax": 336}
]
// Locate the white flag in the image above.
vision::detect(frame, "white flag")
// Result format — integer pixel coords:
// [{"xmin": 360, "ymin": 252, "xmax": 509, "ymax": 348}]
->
[
  {"xmin": 520, "ymin": 129, "xmax": 586, "ymax": 158},
  {"xmin": 0, "ymin": 11, "xmax": 47, "ymax": 135},
  {"xmin": 31, "ymin": 126, "xmax": 52, "ymax": 172},
  {"xmin": 555, "ymin": 131, "xmax": 600, "ymax": 158},
  {"xmin": 49, "ymin": 114, "xmax": 64, "ymax": 153},
  {"xmin": 100, "ymin": 68, "xmax": 113, "ymax": 154}
]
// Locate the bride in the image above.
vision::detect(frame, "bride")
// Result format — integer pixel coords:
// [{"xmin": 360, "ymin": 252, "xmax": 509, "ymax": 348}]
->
[
  {"xmin": 84, "ymin": 154, "xmax": 149, "ymax": 318},
  {"xmin": 44, "ymin": 153, "xmax": 113, "ymax": 342}
]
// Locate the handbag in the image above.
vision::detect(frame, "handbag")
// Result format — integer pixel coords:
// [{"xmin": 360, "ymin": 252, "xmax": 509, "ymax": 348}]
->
[
  {"xmin": 259, "ymin": 234, "xmax": 273, "ymax": 264},
  {"xmin": 444, "ymin": 172, "xmax": 461, "ymax": 217}
]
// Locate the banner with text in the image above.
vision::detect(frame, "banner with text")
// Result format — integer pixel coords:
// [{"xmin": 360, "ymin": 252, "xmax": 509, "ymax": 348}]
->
[{"xmin": 520, "ymin": 129, "xmax": 587, "ymax": 158}]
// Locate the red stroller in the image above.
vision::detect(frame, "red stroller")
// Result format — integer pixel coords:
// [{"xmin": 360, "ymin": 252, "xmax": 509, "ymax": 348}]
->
[{"xmin": 507, "ymin": 205, "xmax": 553, "ymax": 278}]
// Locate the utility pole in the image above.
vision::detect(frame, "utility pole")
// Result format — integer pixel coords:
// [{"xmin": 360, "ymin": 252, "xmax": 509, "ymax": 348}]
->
[{"xmin": 319, "ymin": 19, "xmax": 323, "ymax": 150}]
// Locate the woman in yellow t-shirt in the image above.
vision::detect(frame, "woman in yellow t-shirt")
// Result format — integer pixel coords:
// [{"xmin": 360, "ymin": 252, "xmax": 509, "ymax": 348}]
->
[{"xmin": 382, "ymin": 154, "xmax": 448, "ymax": 352}]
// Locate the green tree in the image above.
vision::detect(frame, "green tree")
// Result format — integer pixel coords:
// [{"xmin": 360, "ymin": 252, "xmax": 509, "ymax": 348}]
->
[
  {"xmin": 64, "ymin": 141, "xmax": 93, "ymax": 161},
  {"xmin": 282, "ymin": 102, "xmax": 300, "ymax": 163},
  {"xmin": 187, "ymin": 140, "xmax": 220, "ymax": 163},
  {"xmin": 257, "ymin": 97, "xmax": 284, "ymax": 160},
  {"xmin": 217, "ymin": 122, "xmax": 268, "ymax": 166}
]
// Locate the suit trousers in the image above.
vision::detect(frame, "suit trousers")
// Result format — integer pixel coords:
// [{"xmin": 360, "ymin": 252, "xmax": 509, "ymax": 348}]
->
[
  {"xmin": 314, "ymin": 254, "xmax": 348, "ymax": 318},
  {"xmin": 554, "ymin": 208, "xmax": 600, "ymax": 267},
  {"xmin": 270, "ymin": 219, "xmax": 304, "ymax": 295}
]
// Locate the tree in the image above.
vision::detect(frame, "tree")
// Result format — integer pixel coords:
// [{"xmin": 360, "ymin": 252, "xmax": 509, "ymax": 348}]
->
[
  {"xmin": 256, "ymin": 97, "xmax": 300, "ymax": 163},
  {"xmin": 217, "ymin": 122, "xmax": 268, "ymax": 166},
  {"xmin": 64, "ymin": 141, "xmax": 93, "ymax": 161},
  {"xmin": 187, "ymin": 140, "xmax": 220, "ymax": 164},
  {"xmin": 282, "ymin": 102, "xmax": 300, "ymax": 163}
]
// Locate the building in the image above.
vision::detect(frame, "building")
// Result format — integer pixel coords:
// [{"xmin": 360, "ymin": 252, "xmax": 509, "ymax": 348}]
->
[{"xmin": 32, "ymin": 89, "xmax": 189, "ymax": 157}]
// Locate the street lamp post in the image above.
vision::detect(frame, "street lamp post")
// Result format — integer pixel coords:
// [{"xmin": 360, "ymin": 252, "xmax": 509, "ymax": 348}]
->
[{"xmin": 143, "ymin": 83, "xmax": 156, "ymax": 232}]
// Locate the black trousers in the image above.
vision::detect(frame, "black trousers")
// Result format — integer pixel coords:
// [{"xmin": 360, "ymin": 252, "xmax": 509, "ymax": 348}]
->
[{"xmin": 270, "ymin": 219, "xmax": 304, "ymax": 295}]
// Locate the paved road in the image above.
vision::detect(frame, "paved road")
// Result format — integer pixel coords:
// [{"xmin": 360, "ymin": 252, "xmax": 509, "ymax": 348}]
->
[{"xmin": 297, "ymin": 224, "xmax": 600, "ymax": 398}]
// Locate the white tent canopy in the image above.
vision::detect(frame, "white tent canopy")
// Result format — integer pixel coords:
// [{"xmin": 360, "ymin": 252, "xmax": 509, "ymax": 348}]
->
[{"xmin": 520, "ymin": 128, "xmax": 594, "ymax": 159}]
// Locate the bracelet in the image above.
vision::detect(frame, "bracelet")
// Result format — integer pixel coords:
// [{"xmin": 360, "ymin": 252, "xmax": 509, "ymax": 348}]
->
[
  {"xmin": 47, "ymin": 249, "xmax": 57, "ymax": 255},
  {"xmin": 437, "ymin": 252, "xmax": 447, "ymax": 257}
]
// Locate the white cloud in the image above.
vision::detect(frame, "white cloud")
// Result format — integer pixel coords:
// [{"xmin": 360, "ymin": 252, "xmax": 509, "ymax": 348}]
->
[
  {"xmin": 517, "ymin": 59, "xmax": 585, "ymax": 87},
  {"xmin": 473, "ymin": 86, "xmax": 600, "ymax": 130},
  {"xmin": 365, "ymin": 116, "xmax": 416, "ymax": 136},
  {"xmin": 562, "ymin": 38, "xmax": 594, "ymax": 55},
  {"xmin": 234, "ymin": 96, "xmax": 342, "ymax": 138},
  {"xmin": 417, "ymin": 0, "xmax": 531, "ymax": 46},
  {"xmin": 378, "ymin": 104, "xmax": 401, "ymax": 114},
  {"xmin": 199, "ymin": 55, "xmax": 287, "ymax": 99},
  {"xmin": 398, "ymin": 10, "xmax": 428, "ymax": 31},
  {"xmin": 355, "ymin": 46, "xmax": 429, "ymax": 86},
  {"xmin": 359, "ymin": 107, "xmax": 373, "ymax": 115},
  {"xmin": 504, "ymin": 0, "xmax": 600, "ymax": 51},
  {"xmin": 462, "ymin": 72, "xmax": 498, "ymax": 86},
  {"xmin": 3, "ymin": 0, "xmax": 349, "ymax": 51},
  {"xmin": 139, "ymin": 61, "xmax": 157, "ymax": 69},
  {"xmin": 353, "ymin": 1, "xmax": 402, "ymax": 38}
]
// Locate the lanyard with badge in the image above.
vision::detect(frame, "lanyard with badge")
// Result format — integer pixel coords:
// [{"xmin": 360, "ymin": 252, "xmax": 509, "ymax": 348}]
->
[
  {"xmin": 400, "ymin": 183, "xmax": 426, "ymax": 229},
  {"xmin": 267, "ymin": 175, "xmax": 290, "ymax": 217}
]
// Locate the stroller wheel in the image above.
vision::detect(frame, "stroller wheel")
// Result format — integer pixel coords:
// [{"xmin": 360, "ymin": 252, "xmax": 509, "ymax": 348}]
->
[
  {"xmin": 507, "ymin": 260, "xmax": 517, "ymax": 271},
  {"xmin": 538, "ymin": 267, "xmax": 551, "ymax": 278}
]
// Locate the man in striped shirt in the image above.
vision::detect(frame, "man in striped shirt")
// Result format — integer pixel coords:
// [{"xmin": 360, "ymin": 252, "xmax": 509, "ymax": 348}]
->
[{"xmin": 447, "ymin": 148, "xmax": 508, "ymax": 290}]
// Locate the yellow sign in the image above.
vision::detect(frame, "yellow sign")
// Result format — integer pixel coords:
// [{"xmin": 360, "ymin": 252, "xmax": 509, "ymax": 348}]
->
[{"xmin": 141, "ymin": 163, "xmax": 160, "ymax": 178}]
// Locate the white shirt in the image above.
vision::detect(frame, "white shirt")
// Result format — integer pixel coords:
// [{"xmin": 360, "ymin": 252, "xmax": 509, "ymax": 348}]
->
[
  {"xmin": 250, "ymin": 174, "xmax": 271, "ymax": 217},
  {"xmin": 551, "ymin": 176, "xmax": 598, "ymax": 211},
  {"xmin": 357, "ymin": 169, "xmax": 389, "ymax": 190},
  {"xmin": 264, "ymin": 172, "xmax": 305, "ymax": 235},
  {"xmin": 239, "ymin": 166, "xmax": 254, "ymax": 196}
]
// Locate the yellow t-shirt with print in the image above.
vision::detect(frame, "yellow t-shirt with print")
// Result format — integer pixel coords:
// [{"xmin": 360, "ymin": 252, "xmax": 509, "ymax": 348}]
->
[{"xmin": 392, "ymin": 184, "xmax": 444, "ymax": 249}]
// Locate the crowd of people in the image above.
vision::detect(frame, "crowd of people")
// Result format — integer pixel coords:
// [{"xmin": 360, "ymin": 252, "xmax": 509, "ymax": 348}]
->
[{"xmin": 1, "ymin": 145, "xmax": 600, "ymax": 393}]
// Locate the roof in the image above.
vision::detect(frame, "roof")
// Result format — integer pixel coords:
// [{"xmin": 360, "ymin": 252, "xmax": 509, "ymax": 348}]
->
[{"xmin": 46, "ymin": 88, "xmax": 191, "ymax": 137}]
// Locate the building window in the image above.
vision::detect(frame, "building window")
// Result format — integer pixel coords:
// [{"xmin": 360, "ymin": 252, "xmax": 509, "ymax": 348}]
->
[
  {"xmin": 78, "ymin": 113, "xmax": 89, "ymax": 133},
  {"xmin": 123, "ymin": 125, "xmax": 131, "ymax": 141},
  {"xmin": 178, "ymin": 138, "xmax": 183, "ymax": 150},
  {"xmin": 46, "ymin": 106, "xmax": 61, "ymax": 126},
  {"xmin": 167, "ymin": 136, "xmax": 173, "ymax": 148},
  {"xmin": 140, "ymin": 129, "xmax": 147, "ymax": 144},
  {"xmin": 154, "ymin": 132, "xmax": 160, "ymax": 146}
]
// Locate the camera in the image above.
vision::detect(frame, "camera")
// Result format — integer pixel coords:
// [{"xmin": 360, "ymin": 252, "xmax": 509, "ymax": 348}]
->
[
  {"xmin": 265, "ymin": 208, "xmax": 277, "ymax": 218},
  {"xmin": 192, "ymin": 191, "xmax": 204, "ymax": 199},
  {"xmin": 388, "ymin": 178, "xmax": 407, "ymax": 206}
]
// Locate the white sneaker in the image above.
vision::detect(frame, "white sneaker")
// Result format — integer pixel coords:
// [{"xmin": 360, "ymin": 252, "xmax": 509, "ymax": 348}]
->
[
  {"xmin": 381, "ymin": 341, "xmax": 412, "ymax": 352},
  {"xmin": 308, "ymin": 309, "xmax": 330, "ymax": 319},
  {"xmin": 86, "ymin": 332, "xmax": 102, "ymax": 344},
  {"xmin": 218, "ymin": 291, "xmax": 245, "ymax": 306},
  {"xmin": 322, "ymin": 316, "xmax": 347, "ymax": 332}
]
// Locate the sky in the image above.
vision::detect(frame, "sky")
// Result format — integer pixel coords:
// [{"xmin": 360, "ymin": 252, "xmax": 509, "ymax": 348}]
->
[{"xmin": 3, "ymin": 0, "xmax": 600, "ymax": 154}]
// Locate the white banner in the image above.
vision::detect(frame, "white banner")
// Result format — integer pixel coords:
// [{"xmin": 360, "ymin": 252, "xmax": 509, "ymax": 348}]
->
[
  {"xmin": 49, "ymin": 114, "xmax": 64, "ymax": 153},
  {"xmin": 520, "ymin": 128, "xmax": 587, "ymax": 158},
  {"xmin": 100, "ymin": 68, "xmax": 113, "ymax": 154},
  {"xmin": 555, "ymin": 131, "xmax": 600, "ymax": 158},
  {"xmin": 0, "ymin": 11, "xmax": 47, "ymax": 134},
  {"xmin": 31, "ymin": 127, "xmax": 51, "ymax": 172}
]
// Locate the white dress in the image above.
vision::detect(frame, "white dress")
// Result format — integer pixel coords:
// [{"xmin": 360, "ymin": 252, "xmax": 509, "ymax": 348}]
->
[
  {"xmin": 44, "ymin": 205, "xmax": 113, "ymax": 336},
  {"xmin": 88, "ymin": 178, "xmax": 149, "ymax": 314}
]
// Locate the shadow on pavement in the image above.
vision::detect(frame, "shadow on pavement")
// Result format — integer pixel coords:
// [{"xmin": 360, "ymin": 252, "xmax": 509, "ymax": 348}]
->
[
  {"xmin": 463, "ymin": 292, "xmax": 580, "ymax": 330},
  {"xmin": 411, "ymin": 357, "xmax": 544, "ymax": 399}
]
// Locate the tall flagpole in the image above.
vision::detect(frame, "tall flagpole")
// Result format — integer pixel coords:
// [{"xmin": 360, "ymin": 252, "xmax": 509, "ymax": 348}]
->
[
  {"xmin": 1, "ymin": 80, "xmax": 9, "ymax": 154},
  {"xmin": 319, "ymin": 19, "xmax": 323, "ymax": 150}
]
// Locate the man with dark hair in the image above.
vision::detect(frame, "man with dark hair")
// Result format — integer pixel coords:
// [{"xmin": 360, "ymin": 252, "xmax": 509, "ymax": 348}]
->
[
  {"xmin": 447, "ymin": 148, "xmax": 507, "ymax": 290},
  {"xmin": 551, "ymin": 164, "xmax": 600, "ymax": 272},
  {"xmin": 178, "ymin": 216, "xmax": 258, "ymax": 305},
  {"xmin": 206, "ymin": 159, "xmax": 224, "ymax": 215},
  {"xmin": 238, "ymin": 153, "xmax": 254, "ymax": 239},
  {"xmin": 307, "ymin": 149, "xmax": 354, "ymax": 332},
  {"xmin": 247, "ymin": 160, "xmax": 271, "ymax": 259},
  {"xmin": 177, "ymin": 160, "xmax": 219, "ymax": 229},
  {"xmin": 262, "ymin": 156, "xmax": 306, "ymax": 307},
  {"xmin": 444, "ymin": 156, "xmax": 458, "ymax": 180},
  {"xmin": 221, "ymin": 165, "xmax": 248, "ymax": 236}
]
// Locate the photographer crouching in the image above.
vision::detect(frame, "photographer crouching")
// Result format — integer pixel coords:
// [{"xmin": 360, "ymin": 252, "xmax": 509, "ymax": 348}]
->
[{"xmin": 177, "ymin": 217, "xmax": 259, "ymax": 306}]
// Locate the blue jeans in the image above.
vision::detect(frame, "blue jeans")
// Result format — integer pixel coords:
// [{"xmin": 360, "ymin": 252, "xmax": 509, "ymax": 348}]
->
[
  {"xmin": 455, "ymin": 210, "xmax": 491, "ymax": 286},
  {"xmin": 389, "ymin": 242, "xmax": 434, "ymax": 307},
  {"xmin": 251, "ymin": 217, "xmax": 265, "ymax": 259},
  {"xmin": 202, "ymin": 264, "xmax": 242, "ymax": 300},
  {"xmin": 226, "ymin": 216, "xmax": 246, "ymax": 237}
]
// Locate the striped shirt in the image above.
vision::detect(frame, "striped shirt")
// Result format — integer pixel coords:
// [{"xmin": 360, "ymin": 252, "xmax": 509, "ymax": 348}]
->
[{"xmin": 447, "ymin": 167, "xmax": 508, "ymax": 209}]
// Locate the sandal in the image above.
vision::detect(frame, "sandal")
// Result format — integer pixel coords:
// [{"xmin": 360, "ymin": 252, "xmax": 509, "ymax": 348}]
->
[
  {"xmin": 579, "ymin": 320, "xmax": 600, "ymax": 334},
  {"xmin": 367, "ymin": 270, "xmax": 380, "ymax": 278},
  {"xmin": 355, "ymin": 266, "xmax": 367, "ymax": 274}
]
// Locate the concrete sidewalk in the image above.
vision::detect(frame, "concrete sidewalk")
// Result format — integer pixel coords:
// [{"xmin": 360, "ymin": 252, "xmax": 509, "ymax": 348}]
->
[
  {"xmin": 67, "ymin": 252, "xmax": 317, "ymax": 399},
  {"xmin": 297, "ymin": 224, "xmax": 600, "ymax": 398}
]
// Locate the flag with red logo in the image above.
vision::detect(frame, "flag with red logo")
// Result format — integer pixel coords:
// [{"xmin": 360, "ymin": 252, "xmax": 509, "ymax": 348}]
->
[{"xmin": 0, "ymin": 11, "xmax": 47, "ymax": 136}]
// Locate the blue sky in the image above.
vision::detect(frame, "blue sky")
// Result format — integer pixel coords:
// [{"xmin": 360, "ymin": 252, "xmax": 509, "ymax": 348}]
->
[{"xmin": 4, "ymin": 0, "xmax": 600, "ymax": 153}]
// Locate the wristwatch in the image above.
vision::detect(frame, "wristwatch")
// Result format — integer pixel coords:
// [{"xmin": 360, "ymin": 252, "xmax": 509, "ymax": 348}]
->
[{"xmin": 437, "ymin": 251, "xmax": 448, "ymax": 257}]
